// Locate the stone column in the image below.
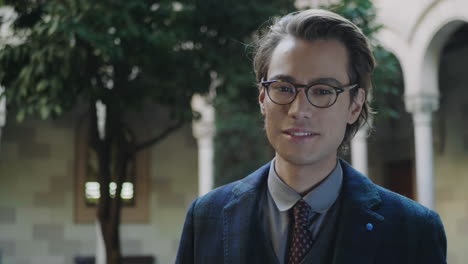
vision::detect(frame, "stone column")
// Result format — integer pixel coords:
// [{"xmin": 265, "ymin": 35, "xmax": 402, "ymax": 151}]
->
[
  {"xmin": 405, "ymin": 94, "xmax": 439, "ymax": 209},
  {"xmin": 351, "ymin": 124, "xmax": 370, "ymax": 176},
  {"xmin": 191, "ymin": 94, "xmax": 216, "ymax": 197},
  {"xmin": 95, "ymin": 220, "xmax": 106, "ymax": 264},
  {"xmin": 0, "ymin": 86, "xmax": 6, "ymax": 151}
]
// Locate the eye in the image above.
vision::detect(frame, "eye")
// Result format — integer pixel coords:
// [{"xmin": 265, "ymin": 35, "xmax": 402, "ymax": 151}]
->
[
  {"xmin": 309, "ymin": 85, "xmax": 335, "ymax": 96},
  {"xmin": 277, "ymin": 86, "xmax": 294, "ymax": 93},
  {"xmin": 271, "ymin": 82, "xmax": 295, "ymax": 94}
]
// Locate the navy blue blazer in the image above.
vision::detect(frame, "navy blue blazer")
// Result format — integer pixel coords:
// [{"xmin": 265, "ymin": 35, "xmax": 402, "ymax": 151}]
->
[{"xmin": 176, "ymin": 160, "xmax": 447, "ymax": 263}]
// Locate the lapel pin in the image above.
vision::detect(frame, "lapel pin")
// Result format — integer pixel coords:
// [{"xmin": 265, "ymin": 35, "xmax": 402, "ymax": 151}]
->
[{"xmin": 366, "ymin": 223, "xmax": 373, "ymax": 231}]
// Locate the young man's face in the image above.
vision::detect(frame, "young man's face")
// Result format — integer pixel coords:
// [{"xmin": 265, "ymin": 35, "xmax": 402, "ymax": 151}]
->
[{"xmin": 259, "ymin": 37, "xmax": 364, "ymax": 168}]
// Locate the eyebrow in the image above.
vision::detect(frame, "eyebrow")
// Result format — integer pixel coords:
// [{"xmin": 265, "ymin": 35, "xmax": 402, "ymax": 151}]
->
[{"xmin": 268, "ymin": 74, "xmax": 343, "ymax": 86}]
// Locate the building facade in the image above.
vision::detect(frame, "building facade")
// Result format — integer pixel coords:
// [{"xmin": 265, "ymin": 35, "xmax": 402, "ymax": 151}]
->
[
  {"xmin": 1, "ymin": 0, "xmax": 467, "ymax": 263},
  {"xmin": 373, "ymin": 0, "xmax": 468, "ymax": 262}
]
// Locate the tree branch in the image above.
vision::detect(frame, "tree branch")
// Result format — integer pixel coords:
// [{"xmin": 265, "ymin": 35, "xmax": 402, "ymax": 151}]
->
[{"xmin": 134, "ymin": 119, "xmax": 186, "ymax": 153}]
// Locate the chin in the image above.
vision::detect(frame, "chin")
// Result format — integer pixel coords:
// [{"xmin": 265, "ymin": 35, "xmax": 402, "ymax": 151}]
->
[
  {"xmin": 279, "ymin": 146, "xmax": 338, "ymax": 166},
  {"xmin": 281, "ymin": 152, "xmax": 323, "ymax": 166}
]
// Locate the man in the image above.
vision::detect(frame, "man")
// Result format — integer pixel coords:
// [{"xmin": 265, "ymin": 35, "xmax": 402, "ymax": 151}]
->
[{"xmin": 176, "ymin": 9, "xmax": 447, "ymax": 264}]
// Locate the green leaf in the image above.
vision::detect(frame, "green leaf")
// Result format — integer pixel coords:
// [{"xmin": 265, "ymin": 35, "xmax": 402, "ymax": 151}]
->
[
  {"xmin": 36, "ymin": 80, "xmax": 48, "ymax": 92},
  {"xmin": 48, "ymin": 18, "xmax": 59, "ymax": 36},
  {"xmin": 54, "ymin": 105, "xmax": 62, "ymax": 115},
  {"xmin": 16, "ymin": 109, "xmax": 25, "ymax": 123},
  {"xmin": 39, "ymin": 105, "xmax": 50, "ymax": 119}
]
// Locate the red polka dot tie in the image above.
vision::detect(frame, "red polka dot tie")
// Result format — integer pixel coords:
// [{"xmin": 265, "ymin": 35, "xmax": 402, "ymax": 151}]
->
[{"xmin": 288, "ymin": 199, "xmax": 314, "ymax": 264}]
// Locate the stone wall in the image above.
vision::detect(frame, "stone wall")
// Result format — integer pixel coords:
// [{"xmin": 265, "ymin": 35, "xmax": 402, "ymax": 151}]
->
[{"xmin": 0, "ymin": 113, "xmax": 198, "ymax": 264}]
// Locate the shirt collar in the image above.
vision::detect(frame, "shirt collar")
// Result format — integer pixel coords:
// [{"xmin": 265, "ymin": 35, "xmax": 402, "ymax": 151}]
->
[{"xmin": 267, "ymin": 158, "xmax": 343, "ymax": 214}]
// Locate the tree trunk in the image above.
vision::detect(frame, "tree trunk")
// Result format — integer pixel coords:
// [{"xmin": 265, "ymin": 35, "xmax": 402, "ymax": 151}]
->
[
  {"xmin": 89, "ymin": 97, "xmax": 180, "ymax": 264},
  {"xmin": 91, "ymin": 103, "xmax": 128, "ymax": 264}
]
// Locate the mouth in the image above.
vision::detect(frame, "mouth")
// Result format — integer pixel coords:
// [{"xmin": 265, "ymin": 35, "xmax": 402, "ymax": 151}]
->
[{"xmin": 283, "ymin": 129, "xmax": 320, "ymax": 138}]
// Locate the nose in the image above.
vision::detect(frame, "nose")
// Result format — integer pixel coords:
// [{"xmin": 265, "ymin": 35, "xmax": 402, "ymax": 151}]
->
[{"xmin": 287, "ymin": 89, "xmax": 314, "ymax": 119}]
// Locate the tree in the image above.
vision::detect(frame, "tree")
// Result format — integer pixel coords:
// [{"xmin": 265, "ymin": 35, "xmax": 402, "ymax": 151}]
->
[
  {"xmin": 0, "ymin": 0, "xmax": 295, "ymax": 263},
  {"xmin": 214, "ymin": 0, "xmax": 403, "ymax": 186}
]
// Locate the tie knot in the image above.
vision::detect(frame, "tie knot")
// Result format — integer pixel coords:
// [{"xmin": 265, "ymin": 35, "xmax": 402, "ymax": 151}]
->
[{"xmin": 292, "ymin": 199, "xmax": 311, "ymax": 226}]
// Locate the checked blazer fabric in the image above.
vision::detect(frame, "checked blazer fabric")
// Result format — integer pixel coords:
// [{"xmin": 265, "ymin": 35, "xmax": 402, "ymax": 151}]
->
[
  {"xmin": 176, "ymin": 159, "xmax": 447, "ymax": 264},
  {"xmin": 288, "ymin": 199, "xmax": 314, "ymax": 264}
]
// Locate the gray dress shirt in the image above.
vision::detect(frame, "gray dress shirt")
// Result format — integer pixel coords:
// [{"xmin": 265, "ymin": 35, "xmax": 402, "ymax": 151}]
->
[{"xmin": 262, "ymin": 159, "xmax": 343, "ymax": 264}]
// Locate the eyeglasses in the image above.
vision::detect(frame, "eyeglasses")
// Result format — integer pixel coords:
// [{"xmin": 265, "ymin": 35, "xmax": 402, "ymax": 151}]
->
[{"xmin": 261, "ymin": 80, "xmax": 357, "ymax": 108}]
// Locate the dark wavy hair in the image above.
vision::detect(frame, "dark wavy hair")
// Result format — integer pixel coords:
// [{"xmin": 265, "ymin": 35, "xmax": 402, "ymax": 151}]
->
[{"xmin": 253, "ymin": 9, "xmax": 375, "ymax": 152}]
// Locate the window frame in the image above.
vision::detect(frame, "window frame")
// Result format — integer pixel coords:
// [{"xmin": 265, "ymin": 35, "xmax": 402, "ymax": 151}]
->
[{"xmin": 74, "ymin": 117, "xmax": 151, "ymax": 224}]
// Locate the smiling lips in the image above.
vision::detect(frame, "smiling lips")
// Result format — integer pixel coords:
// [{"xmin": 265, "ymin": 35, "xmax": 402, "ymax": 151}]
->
[{"xmin": 283, "ymin": 128, "xmax": 319, "ymax": 137}]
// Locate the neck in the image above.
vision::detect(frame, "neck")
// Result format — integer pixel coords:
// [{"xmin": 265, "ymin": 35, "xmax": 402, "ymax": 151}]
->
[{"xmin": 274, "ymin": 155, "xmax": 337, "ymax": 195}]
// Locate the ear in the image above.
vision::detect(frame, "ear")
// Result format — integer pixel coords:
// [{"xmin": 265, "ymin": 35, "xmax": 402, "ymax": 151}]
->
[
  {"xmin": 347, "ymin": 88, "xmax": 365, "ymax": 124},
  {"xmin": 259, "ymin": 86, "xmax": 266, "ymax": 115}
]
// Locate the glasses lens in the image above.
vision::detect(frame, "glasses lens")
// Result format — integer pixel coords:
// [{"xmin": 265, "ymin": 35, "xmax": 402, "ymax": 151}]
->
[
  {"xmin": 307, "ymin": 84, "xmax": 337, "ymax": 107},
  {"xmin": 269, "ymin": 82, "xmax": 296, "ymax": 104},
  {"xmin": 268, "ymin": 81, "xmax": 296, "ymax": 104}
]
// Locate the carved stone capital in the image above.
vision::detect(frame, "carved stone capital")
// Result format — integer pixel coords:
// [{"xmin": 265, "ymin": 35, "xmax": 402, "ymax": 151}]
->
[
  {"xmin": 192, "ymin": 121, "xmax": 215, "ymax": 140},
  {"xmin": 404, "ymin": 94, "xmax": 439, "ymax": 114},
  {"xmin": 405, "ymin": 94, "xmax": 439, "ymax": 127},
  {"xmin": 191, "ymin": 94, "xmax": 216, "ymax": 140}
]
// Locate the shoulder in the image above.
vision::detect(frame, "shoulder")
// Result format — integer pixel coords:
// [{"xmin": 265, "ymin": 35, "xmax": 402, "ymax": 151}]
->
[
  {"xmin": 360, "ymin": 172, "xmax": 446, "ymax": 252},
  {"xmin": 375, "ymin": 184, "xmax": 442, "ymax": 225},
  {"xmin": 374, "ymin": 185, "xmax": 447, "ymax": 262},
  {"xmin": 189, "ymin": 180, "xmax": 239, "ymax": 218},
  {"xmin": 189, "ymin": 162, "xmax": 271, "ymax": 217},
  {"xmin": 340, "ymin": 159, "xmax": 441, "ymax": 223},
  {"xmin": 340, "ymin": 158, "xmax": 445, "ymax": 238}
]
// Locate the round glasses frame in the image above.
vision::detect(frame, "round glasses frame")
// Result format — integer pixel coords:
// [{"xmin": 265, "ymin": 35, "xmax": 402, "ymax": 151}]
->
[{"xmin": 261, "ymin": 80, "xmax": 358, "ymax": 108}]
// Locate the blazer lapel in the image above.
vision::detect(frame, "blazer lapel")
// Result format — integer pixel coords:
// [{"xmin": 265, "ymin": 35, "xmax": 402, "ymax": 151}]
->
[
  {"xmin": 333, "ymin": 160, "xmax": 385, "ymax": 264},
  {"xmin": 222, "ymin": 163, "xmax": 271, "ymax": 264}
]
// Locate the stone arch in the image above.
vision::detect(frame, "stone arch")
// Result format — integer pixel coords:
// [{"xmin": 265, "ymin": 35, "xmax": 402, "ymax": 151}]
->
[
  {"xmin": 394, "ymin": 0, "xmax": 468, "ymax": 210},
  {"xmin": 407, "ymin": 0, "xmax": 468, "ymax": 97},
  {"xmin": 420, "ymin": 20, "xmax": 466, "ymax": 97},
  {"xmin": 376, "ymin": 28, "xmax": 409, "ymax": 77}
]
